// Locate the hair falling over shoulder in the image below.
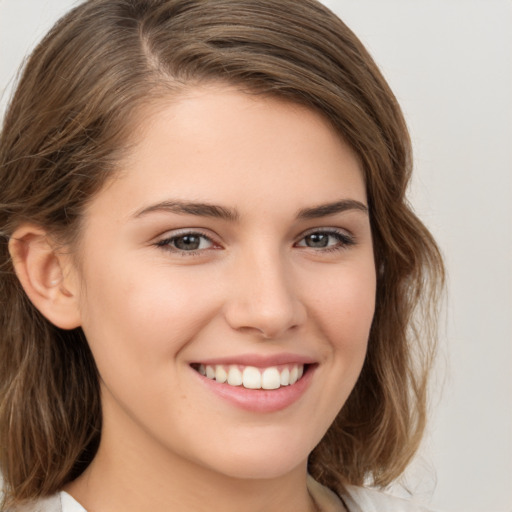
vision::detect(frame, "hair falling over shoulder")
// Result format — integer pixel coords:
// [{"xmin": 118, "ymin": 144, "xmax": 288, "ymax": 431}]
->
[{"xmin": 0, "ymin": 0, "xmax": 444, "ymax": 508}]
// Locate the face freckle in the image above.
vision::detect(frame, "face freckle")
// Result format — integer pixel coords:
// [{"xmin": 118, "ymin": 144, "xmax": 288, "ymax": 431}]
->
[{"xmin": 73, "ymin": 84, "xmax": 376, "ymax": 482}]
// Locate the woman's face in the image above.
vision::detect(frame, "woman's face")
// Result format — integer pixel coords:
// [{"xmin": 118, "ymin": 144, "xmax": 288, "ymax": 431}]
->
[{"xmin": 72, "ymin": 85, "xmax": 376, "ymax": 480}]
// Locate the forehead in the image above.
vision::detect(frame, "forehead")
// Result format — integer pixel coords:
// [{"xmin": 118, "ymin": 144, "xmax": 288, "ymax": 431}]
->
[{"xmin": 88, "ymin": 84, "xmax": 366, "ymax": 223}]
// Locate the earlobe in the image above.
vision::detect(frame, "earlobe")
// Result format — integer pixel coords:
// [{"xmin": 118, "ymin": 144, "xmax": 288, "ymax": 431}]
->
[{"xmin": 8, "ymin": 225, "xmax": 82, "ymax": 330}]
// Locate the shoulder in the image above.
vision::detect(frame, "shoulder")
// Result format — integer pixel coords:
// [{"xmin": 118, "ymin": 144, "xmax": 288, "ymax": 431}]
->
[
  {"xmin": 341, "ymin": 484, "xmax": 438, "ymax": 512},
  {"xmin": 307, "ymin": 475, "xmax": 438, "ymax": 512},
  {"xmin": 6, "ymin": 494, "xmax": 62, "ymax": 512},
  {"xmin": 6, "ymin": 492, "xmax": 85, "ymax": 512}
]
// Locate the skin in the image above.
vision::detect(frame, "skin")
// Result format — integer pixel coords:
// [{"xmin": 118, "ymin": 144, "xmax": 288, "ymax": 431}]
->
[{"xmin": 53, "ymin": 85, "xmax": 377, "ymax": 512}]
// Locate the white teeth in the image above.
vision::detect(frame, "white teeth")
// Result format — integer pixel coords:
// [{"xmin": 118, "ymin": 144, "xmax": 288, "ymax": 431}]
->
[
  {"xmin": 261, "ymin": 367, "xmax": 281, "ymax": 390},
  {"xmin": 206, "ymin": 365, "xmax": 215, "ymax": 379},
  {"xmin": 289, "ymin": 366, "xmax": 299, "ymax": 385},
  {"xmin": 227, "ymin": 366, "xmax": 243, "ymax": 386},
  {"xmin": 280, "ymin": 367, "xmax": 290, "ymax": 386},
  {"xmin": 242, "ymin": 366, "xmax": 261, "ymax": 389},
  {"xmin": 200, "ymin": 363, "xmax": 305, "ymax": 389},
  {"xmin": 215, "ymin": 365, "xmax": 227, "ymax": 383}
]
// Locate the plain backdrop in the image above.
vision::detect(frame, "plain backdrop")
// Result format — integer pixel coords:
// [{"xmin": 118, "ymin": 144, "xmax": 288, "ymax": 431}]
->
[{"xmin": 1, "ymin": 1, "xmax": 511, "ymax": 511}]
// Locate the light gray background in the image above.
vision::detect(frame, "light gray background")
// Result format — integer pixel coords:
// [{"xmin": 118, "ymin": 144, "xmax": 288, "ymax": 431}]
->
[{"xmin": 1, "ymin": 1, "xmax": 511, "ymax": 511}]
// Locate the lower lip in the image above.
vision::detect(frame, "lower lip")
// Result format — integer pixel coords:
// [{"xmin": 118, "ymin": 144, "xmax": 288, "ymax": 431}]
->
[{"xmin": 195, "ymin": 366, "xmax": 316, "ymax": 413}]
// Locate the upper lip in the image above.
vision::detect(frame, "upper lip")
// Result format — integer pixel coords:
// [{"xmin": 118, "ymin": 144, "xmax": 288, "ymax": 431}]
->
[{"xmin": 190, "ymin": 353, "xmax": 317, "ymax": 368}]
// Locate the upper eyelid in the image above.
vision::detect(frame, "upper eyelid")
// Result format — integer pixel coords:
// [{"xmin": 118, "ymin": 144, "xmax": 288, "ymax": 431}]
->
[
  {"xmin": 154, "ymin": 229, "xmax": 221, "ymax": 250},
  {"xmin": 156, "ymin": 228, "xmax": 217, "ymax": 241},
  {"xmin": 296, "ymin": 226, "xmax": 353, "ymax": 239},
  {"xmin": 294, "ymin": 228, "xmax": 356, "ymax": 250},
  {"xmin": 154, "ymin": 226, "xmax": 354, "ymax": 248}
]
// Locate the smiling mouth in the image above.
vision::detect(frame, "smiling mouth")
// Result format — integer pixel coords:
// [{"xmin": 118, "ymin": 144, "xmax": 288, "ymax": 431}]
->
[{"xmin": 191, "ymin": 363, "xmax": 307, "ymax": 390}]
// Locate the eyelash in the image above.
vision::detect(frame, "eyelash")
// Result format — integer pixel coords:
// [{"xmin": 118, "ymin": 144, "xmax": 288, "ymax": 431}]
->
[
  {"xmin": 155, "ymin": 228, "xmax": 355, "ymax": 256},
  {"xmin": 155, "ymin": 230, "xmax": 217, "ymax": 256},
  {"xmin": 296, "ymin": 229, "xmax": 355, "ymax": 253}
]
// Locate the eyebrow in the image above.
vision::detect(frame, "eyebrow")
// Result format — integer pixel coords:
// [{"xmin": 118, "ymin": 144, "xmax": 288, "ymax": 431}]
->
[
  {"xmin": 133, "ymin": 200, "xmax": 239, "ymax": 221},
  {"xmin": 133, "ymin": 198, "xmax": 368, "ymax": 221},
  {"xmin": 296, "ymin": 199, "xmax": 368, "ymax": 219}
]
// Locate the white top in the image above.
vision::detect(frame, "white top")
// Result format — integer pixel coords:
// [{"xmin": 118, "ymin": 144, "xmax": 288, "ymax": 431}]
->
[
  {"xmin": 15, "ymin": 477, "xmax": 437, "ymax": 511},
  {"xmin": 60, "ymin": 493, "xmax": 86, "ymax": 512},
  {"xmin": 307, "ymin": 476, "xmax": 436, "ymax": 512}
]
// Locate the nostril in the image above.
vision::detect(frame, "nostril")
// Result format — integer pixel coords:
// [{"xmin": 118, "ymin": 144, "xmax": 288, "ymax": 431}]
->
[{"xmin": 222, "ymin": 275, "xmax": 306, "ymax": 339}]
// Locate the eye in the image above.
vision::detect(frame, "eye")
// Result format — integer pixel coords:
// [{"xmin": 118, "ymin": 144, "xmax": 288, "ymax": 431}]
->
[
  {"xmin": 295, "ymin": 229, "xmax": 354, "ymax": 251},
  {"xmin": 156, "ymin": 231, "xmax": 217, "ymax": 253}
]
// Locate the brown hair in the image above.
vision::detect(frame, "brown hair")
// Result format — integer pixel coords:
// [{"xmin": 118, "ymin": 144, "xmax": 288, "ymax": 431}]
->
[{"xmin": 0, "ymin": 0, "xmax": 444, "ymax": 507}]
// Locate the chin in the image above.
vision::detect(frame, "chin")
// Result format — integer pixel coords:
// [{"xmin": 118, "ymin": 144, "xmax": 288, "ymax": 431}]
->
[
  {"xmin": 209, "ymin": 456, "xmax": 306, "ymax": 481},
  {"xmin": 193, "ymin": 430, "xmax": 315, "ymax": 481}
]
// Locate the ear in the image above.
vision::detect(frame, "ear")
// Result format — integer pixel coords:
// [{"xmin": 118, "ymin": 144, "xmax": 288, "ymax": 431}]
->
[{"xmin": 8, "ymin": 225, "xmax": 82, "ymax": 329}]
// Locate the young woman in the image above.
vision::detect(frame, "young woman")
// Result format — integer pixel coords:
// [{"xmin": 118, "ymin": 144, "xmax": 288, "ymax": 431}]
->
[{"xmin": 0, "ymin": 1, "xmax": 444, "ymax": 511}]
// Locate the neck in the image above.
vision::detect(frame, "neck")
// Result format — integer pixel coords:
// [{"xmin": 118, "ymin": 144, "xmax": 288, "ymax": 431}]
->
[{"xmin": 65, "ymin": 416, "xmax": 317, "ymax": 512}]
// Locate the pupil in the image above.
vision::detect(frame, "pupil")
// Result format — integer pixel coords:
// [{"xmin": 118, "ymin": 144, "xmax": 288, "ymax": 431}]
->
[
  {"xmin": 307, "ymin": 233, "xmax": 329, "ymax": 248},
  {"xmin": 175, "ymin": 235, "xmax": 200, "ymax": 250}
]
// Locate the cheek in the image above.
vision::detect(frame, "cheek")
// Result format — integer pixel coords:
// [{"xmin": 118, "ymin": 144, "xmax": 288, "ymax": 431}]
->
[
  {"xmin": 292, "ymin": 263, "xmax": 376, "ymax": 439},
  {"xmin": 77, "ymin": 258, "xmax": 223, "ymax": 378},
  {"xmin": 308, "ymin": 261, "xmax": 375, "ymax": 407},
  {"xmin": 308, "ymin": 262, "xmax": 376, "ymax": 349}
]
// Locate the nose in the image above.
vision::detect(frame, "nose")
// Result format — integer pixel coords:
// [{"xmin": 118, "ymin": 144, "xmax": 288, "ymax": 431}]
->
[{"xmin": 223, "ymin": 247, "xmax": 306, "ymax": 339}]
